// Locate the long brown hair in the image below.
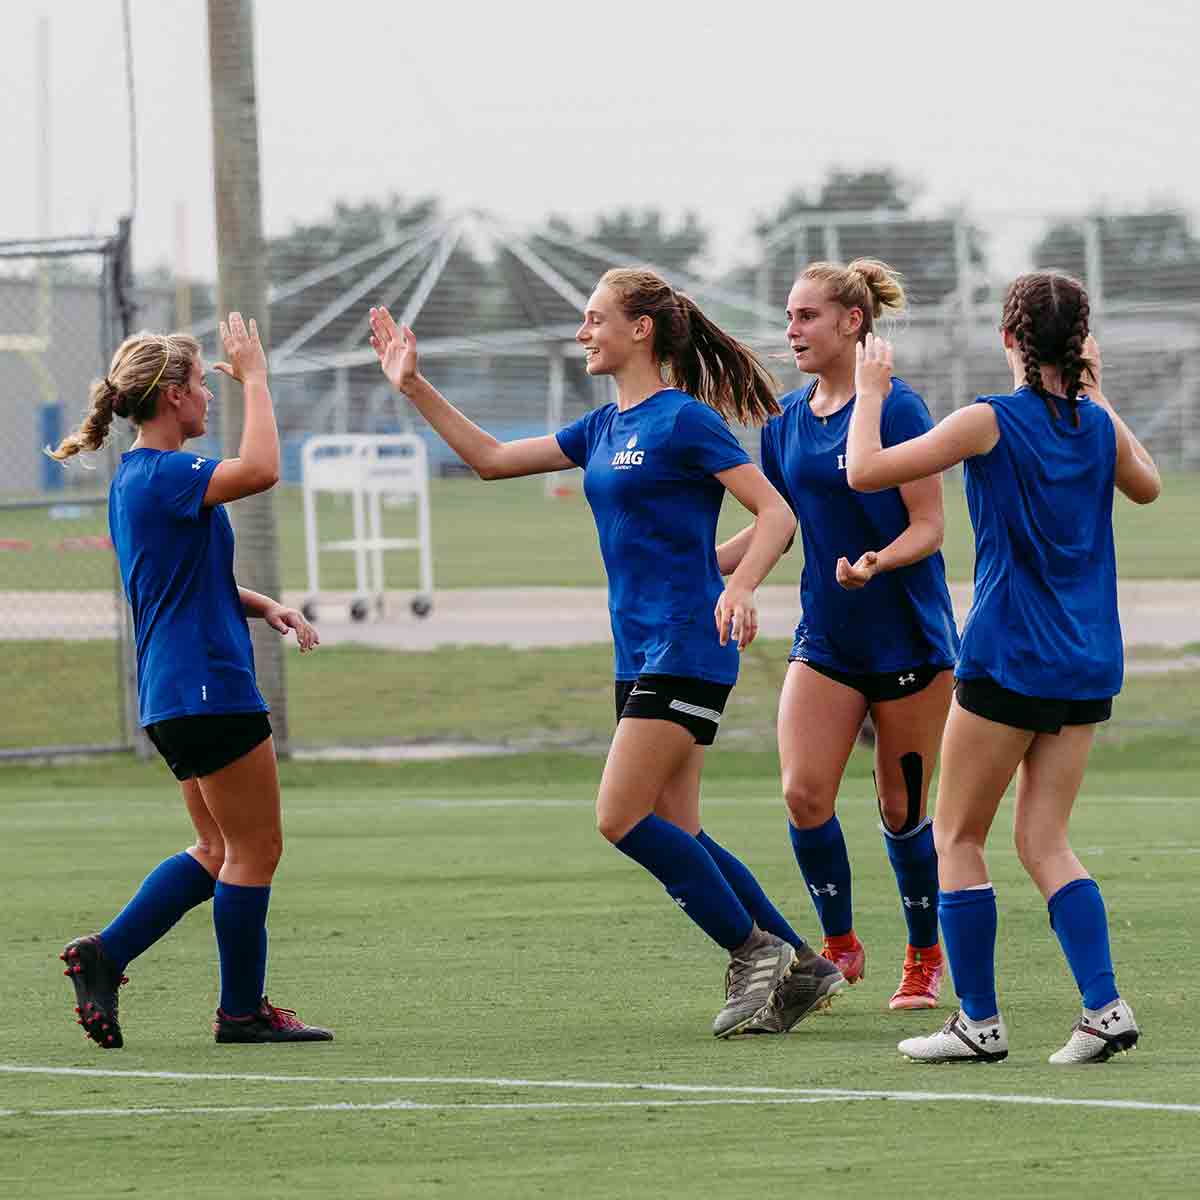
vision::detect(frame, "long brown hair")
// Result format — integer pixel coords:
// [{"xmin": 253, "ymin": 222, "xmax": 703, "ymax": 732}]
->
[
  {"xmin": 599, "ymin": 267, "xmax": 779, "ymax": 425},
  {"xmin": 799, "ymin": 258, "xmax": 907, "ymax": 341},
  {"xmin": 47, "ymin": 331, "xmax": 200, "ymax": 462},
  {"xmin": 1000, "ymin": 272, "xmax": 1090, "ymax": 427}
]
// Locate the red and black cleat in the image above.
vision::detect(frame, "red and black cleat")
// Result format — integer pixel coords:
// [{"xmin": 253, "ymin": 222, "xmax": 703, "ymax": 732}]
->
[
  {"xmin": 59, "ymin": 935, "xmax": 127, "ymax": 1049},
  {"xmin": 213, "ymin": 997, "xmax": 334, "ymax": 1044}
]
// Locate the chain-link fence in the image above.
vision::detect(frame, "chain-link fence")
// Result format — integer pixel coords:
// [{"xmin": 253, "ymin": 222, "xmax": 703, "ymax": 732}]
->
[
  {"xmin": 3, "ymin": 206, "xmax": 1197, "ymax": 756},
  {"xmin": 0, "ymin": 224, "xmax": 169, "ymax": 758}
]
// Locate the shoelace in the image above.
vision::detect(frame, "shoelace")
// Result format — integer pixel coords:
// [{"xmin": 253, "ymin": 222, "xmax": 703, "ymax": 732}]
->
[
  {"xmin": 895, "ymin": 958, "xmax": 940, "ymax": 996},
  {"xmin": 262, "ymin": 999, "xmax": 305, "ymax": 1031}
]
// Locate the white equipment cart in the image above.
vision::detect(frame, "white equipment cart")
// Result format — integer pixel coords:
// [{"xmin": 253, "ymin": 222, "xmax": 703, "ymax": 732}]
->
[{"xmin": 301, "ymin": 434, "xmax": 434, "ymax": 622}]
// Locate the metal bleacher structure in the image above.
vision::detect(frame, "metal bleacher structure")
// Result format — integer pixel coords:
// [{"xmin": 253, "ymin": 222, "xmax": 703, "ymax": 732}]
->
[{"xmin": 185, "ymin": 211, "xmax": 781, "ymax": 487}]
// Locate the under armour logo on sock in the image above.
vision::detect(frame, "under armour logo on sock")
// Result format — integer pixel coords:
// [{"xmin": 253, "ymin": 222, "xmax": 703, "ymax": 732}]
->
[
  {"xmin": 810, "ymin": 883, "xmax": 838, "ymax": 897},
  {"xmin": 978, "ymin": 1029, "xmax": 1000, "ymax": 1044},
  {"xmin": 1100, "ymin": 1010, "xmax": 1121, "ymax": 1029},
  {"xmin": 903, "ymin": 895, "xmax": 932, "ymax": 909}
]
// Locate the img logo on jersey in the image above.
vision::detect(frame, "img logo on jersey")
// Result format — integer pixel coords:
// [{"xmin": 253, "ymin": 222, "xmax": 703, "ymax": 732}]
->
[{"xmin": 611, "ymin": 433, "xmax": 645, "ymax": 469}]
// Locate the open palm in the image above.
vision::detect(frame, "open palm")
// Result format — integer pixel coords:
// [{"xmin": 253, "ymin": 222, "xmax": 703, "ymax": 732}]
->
[{"xmin": 369, "ymin": 306, "xmax": 419, "ymax": 392}]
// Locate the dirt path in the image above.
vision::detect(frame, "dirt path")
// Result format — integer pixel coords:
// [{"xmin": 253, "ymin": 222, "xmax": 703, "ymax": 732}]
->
[{"xmin": 4, "ymin": 582, "xmax": 1199, "ymax": 651}]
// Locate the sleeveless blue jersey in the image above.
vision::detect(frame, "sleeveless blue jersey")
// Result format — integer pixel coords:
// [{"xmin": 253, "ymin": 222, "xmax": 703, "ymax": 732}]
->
[
  {"xmin": 556, "ymin": 389, "xmax": 751, "ymax": 684},
  {"xmin": 957, "ymin": 388, "xmax": 1121, "ymax": 699},
  {"xmin": 761, "ymin": 379, "xmax": 959, "ymax": 674},
  {"xmin": 108, "ymin": 448, "xmax": 267, "ymax": 726}
]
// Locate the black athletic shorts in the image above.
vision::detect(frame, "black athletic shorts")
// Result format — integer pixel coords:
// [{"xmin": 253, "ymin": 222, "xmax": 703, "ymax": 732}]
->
[
  {"xmin": 955, "ymin": 675, "xmax": 1112, "ymax": 734},
  {"xmin": 790, "ymin": 657, "xmax": 949, "ymax": 704},
  {"xmin": 145, "ymin": 712, "xmax": 273, "ymax": 781},
  {"xmin": 614, "ymin": 674, "xmax": 733, "ymax": 746}
]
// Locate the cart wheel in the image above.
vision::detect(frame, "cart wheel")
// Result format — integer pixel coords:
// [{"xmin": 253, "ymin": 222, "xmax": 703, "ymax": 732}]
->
[
  {"xmin": 411, "ymin": 595, "xmax": 433, "ymax": 619},
  {"xmin": 349, "ymin": 598, "xmax": 370, "ymax": 622},
  {"xmin": 301, "ymin": 601, "xmax": 318, "ymax": 623}
]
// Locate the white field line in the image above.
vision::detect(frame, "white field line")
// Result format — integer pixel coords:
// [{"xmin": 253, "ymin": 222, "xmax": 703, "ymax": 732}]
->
[{"xmin": 1, "ymin": 1064, "xmax": 1198, "ymax": 1117}]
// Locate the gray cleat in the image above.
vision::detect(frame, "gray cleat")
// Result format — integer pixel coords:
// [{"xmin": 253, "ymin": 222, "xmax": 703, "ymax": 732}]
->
[
  {"xmin": 713, "ymin": 929, "xmax": 796, "ymax": 1038},
  {"xmin": 741, "ymin": 943, "xmax": 847, "ymax": 1034}
]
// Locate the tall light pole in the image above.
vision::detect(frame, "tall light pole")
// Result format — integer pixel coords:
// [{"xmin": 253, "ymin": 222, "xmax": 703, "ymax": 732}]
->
[{"xmin": 207, "ymin": 0, "xmax": 288, "ymax": 751}]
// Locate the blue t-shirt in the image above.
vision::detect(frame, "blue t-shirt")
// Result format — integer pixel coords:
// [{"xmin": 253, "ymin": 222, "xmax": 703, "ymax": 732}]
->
[
  {"xmin": 108, "ymin": 448, "xmax": 267, "ymax": 726},
  {"xmin": 760, "ymin": 378, "xmax": 959, "ymax": 674},
  {"xmin": 958, "ymin": 388, "xmax": 1121, "ymax": 700},
  {"xmin": 556, "ymin": 389, "xmax": 751, "ymax": 684}
]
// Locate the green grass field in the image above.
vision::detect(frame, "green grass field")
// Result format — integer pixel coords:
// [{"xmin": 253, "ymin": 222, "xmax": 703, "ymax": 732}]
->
[
  {"xmin": 5, "ymin": 470, "xmax": 1199, "ymax": 593},
  {"xmin": 1, "ymin": 744, "xmax": 1198, "ymax": 1198},
  {"xmin": 4, "ymin": 637, "xmax": 1197, "ymax": 752}
]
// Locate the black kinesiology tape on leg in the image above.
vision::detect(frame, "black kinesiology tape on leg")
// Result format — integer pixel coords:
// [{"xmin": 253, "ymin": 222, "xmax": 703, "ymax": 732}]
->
[{"xmin": 877, "ymin": 752, "xmax": 925, "ymax": 836}]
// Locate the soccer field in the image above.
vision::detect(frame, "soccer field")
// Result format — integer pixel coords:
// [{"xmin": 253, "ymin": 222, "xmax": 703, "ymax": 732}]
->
[{"xmin": 2, "ymin": 749, "xmax": 1198, "ymax": 1199}]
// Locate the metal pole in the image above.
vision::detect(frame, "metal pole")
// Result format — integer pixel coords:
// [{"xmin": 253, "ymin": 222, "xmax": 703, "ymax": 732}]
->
[
  {"xmin": 544, "ymin": 346, "xmax": 567, "ymax": 498},
  {"xmin": 208, "ymin": 0, "xmax": 288, "ymax": 751}
]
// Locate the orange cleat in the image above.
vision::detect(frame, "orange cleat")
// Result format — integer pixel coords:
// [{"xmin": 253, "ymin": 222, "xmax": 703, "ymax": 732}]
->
[
  {"xmin": 889, "ymin": 944, "xmax": 944, "ymax": 1010},
  {"xmin": 820, "ymin": 932, "xmax": 865, "ymax": 984}
]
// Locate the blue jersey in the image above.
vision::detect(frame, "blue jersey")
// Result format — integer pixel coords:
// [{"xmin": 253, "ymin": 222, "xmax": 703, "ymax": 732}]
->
[
  {"xmin": 957, "ymin": 388, "xmax": 1121, "ymax": 700},
  {"xmin": 556, "ymin": 389, "xmax": 751, "ymax": 684},
  {"xmin": 761, "ymin": 379, "xmax": 958, "ymax": 674},
  {"xmin": 108, "ymin": 448, "xmax": 267, "ymax": 726}
]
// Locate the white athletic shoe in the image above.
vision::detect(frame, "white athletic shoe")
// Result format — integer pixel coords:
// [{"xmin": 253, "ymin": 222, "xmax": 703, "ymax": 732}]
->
[
  {"xmin": 1049, "ymin": 999, "xmax": 1139, "ymax": 1064},
  {"xmin": 898, "ymin": 1009, "xmax": 1009, "ymax": 1063}
]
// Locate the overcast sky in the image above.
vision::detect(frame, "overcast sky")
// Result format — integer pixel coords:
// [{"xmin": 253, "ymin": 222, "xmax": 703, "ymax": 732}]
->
[{"xmin": 2, "ymin": 1, "xmax": 1197, "ymax": 280}]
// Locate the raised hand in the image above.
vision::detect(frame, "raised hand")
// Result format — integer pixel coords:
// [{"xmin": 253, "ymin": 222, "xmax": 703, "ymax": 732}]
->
[
  {"xmin": 214, "ymin": 312, "xmax": 268, "ymax": 384},
  {"xmin": 1081, "ymin": 334, "xmax": 1103, "ymax": 396},
  {"xmin": 835, "ymin": 551, "xmax": 878, "ymax": 590},
  {"xmin": 855, "ymin": 332, "xmax": 894, "ymax": 399},
  {"xmin": 369, "ymin": 306, "xmax": 420, "ymax": 393}
]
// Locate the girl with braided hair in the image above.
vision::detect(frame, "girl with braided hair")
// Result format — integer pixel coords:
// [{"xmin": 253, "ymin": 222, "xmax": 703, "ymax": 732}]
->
[
  {"xmin": 722, "ymin": 260, "xmax": 958, "ymax": 1033},
  {"xmin": 845, "ymin": 271, "xmax": 1161, "ymax": 1064},
  {"xmin": 370, "ymin": 269, "xmax": 837, "ymax": 1038},
  {"xmin": 52, "ymin": 316, "xmax": 332, "ymax": 1047}
]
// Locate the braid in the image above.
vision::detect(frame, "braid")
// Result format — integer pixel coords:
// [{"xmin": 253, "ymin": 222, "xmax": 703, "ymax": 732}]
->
[
  {"xmin": 1014, "ymin": 290, "xmax": 1060, "ymax": 422},
  {"xmin": 1059, "ymin": 288, "xmax": 1090, "ymax": 428},
  {"xmin": 46, "ymin": 378, "xmax": 119, "ymax": 462}
]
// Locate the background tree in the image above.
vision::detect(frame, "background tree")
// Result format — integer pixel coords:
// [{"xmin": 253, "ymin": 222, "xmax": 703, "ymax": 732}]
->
[{"xmin": 745, "ymin": 167, "xmax": 986, "ymax": 310}]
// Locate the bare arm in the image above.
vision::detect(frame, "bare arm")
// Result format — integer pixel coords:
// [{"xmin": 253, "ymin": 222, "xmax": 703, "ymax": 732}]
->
[
  {"xmin": 204, "ymin": 314, "xmax": 281, "ymax": 506},
  {"xmin": 1082, "ymin": 337, "xmax": 1161, "ymax": 505},
  {"xmin": 712, "ymin": 463, "xmax": 796, "ymax": 647},
  {"xmin": 836, "ymin": 473, "xmax": 945, "ymax": 589},
  {"xmin": 716, "ymin": 522, "xmax": 795, "ymax": 576},
  {"xmin": 846, "ymin": 334, "xmax": 999, "ymax": 492},
  {"xmin": 369, "ymin": 306, "xmax": 572, "ymax": 480},
  {"xmin": 238, "ymin": 586, "xmax": 319, "ymax": 651}
]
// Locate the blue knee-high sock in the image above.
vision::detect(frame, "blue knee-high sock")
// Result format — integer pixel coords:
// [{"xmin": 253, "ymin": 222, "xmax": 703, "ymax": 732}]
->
[
  {"xmin": 882, "ymin": 818, "xmax": 940, "ymax": 949},
  {"xmin": 99, "ymin": 852, "xmax": 216, "ymax": 972},
  {"xmin": 212, "ymin": 882, "xmax": 271, "ymax": 1017},
  {"xmin": 1048, "ymin": 877, "xmax": 1118, "ymax": 1011},
  {"xmin": 788, "ymin": 816, "xmax": 853, "ymax": 937},
  {"xmin": 939, "ymin": 886, "xmax": 999, "ymax": 1021},
  {"xmin": 697, "ymin": 830, "xmax": 807, "ymax": 951},
  {"xmin": 615, "ymin": 816, "xmax": 753, "ymax": 951}
]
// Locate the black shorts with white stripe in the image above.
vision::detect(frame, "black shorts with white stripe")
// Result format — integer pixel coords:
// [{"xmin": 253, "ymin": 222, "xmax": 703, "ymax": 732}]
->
[{"xmin": 614, "ymin": 674, "xmax": 733, "ymax": 746}]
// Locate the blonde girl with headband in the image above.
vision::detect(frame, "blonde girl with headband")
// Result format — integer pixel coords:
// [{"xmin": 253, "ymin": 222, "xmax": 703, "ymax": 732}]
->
[
  {"xmin": 722, "ymin": 260, "xmax": 959, "ymax": 1032},
  {"xmin": 52, "ymin": 315, "xmax": 332, "ymax": 1047}
]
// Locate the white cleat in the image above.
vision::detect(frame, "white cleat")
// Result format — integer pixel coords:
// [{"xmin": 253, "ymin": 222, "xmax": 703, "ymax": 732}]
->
[
  {"xmin": 1049, "ymin": 999, "xmax": 1139, "ymax": 1064},
  {"xmin": 898, "ymin": 1009, "xmax": 1009, "ymax": 1063}
]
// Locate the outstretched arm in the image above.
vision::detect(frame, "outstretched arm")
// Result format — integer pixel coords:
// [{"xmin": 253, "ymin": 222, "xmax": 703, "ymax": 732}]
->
[
  {"xmin": 369, "ymin": 306, "xmax": 573, "ymax": 480},
  {"xmin": 204, "ymin": 313, "xmax": 281, "ymax": 506},
  {"xmin": 845, "ymin": 334, "xmax": 999, "ymax": 492}
]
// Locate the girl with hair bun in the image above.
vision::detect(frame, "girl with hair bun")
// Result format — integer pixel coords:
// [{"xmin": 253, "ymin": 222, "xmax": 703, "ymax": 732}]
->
[
  {"xmin": 846, "ymin": 271, "xmax": 1161, "ymax": 1064},
  {"xmin": 370, "ymin": 269, "xmax": 841, "ymax": 1038},
  {"xmin": 725, "ymin": 259, "xmax": 959, "ymax": 1033},
  {"xmin": 54, "ymin": 315, "xmax": 332, "ymax": 1048}
]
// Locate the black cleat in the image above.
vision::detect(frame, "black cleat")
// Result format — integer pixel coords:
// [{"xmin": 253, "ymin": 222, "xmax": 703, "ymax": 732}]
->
[
  {"xmin": 60, "ymin": 935, "xmax": 127, "ymax": 1049},
  {"xmin": 213, "ymin": 997, "xmax": 334, "ymax": 1044}
]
